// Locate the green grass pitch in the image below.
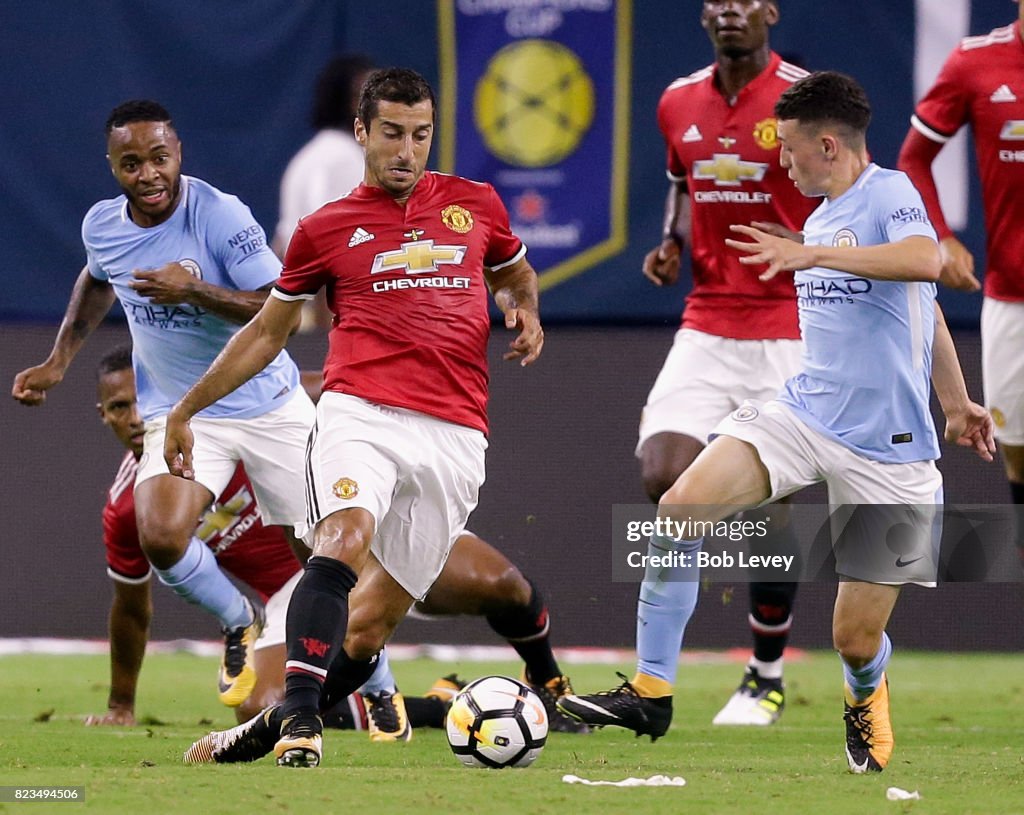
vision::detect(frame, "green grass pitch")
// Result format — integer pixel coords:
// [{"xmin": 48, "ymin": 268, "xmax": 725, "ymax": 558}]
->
[{"xmin": 1, "ymin": 651, "xmax": 1022, "ymax": 814}]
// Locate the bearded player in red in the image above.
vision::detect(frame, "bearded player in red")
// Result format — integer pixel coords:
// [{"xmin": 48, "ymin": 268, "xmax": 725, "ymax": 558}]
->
[
  {"xmin": 165, "ymin": 67, "xmax": 544, "ymax": 767},
  {"xmin": 898, "ymin": 1, "xmax": 1024, "ymax": 550}
]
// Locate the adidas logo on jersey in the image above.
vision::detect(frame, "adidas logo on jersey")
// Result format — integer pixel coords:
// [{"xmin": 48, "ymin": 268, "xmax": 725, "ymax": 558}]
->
[
  {"xmin": 682, "ymin": 124, "xmax": 702, "ymax": 143},
  {"xmin": 990, "ymin": 84, "xmax": 1017, "ymax": 103},
  {"xmin": 348, "ymin": 227, "xmax": 375, "ymax": 247}
]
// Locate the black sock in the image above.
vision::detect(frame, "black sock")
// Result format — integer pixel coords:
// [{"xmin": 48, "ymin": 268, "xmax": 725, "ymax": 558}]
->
[
  {"xmin": 749, "ymin": 581, "xmax": 797, "ymax": 664},
  {"xmin": 319, "ymin": 649, "xmax": 380, "ymax": 712},
  {"xmin": 405, "ymin": 696, "xmax": 447, "ymax": 729},
  {"xmin": 282, "ymin": 556, "xmax": 357, "ymax": 717},
  {"xmin": 485, "ymin": 578, "xmax": 560, "ymax": 684}
]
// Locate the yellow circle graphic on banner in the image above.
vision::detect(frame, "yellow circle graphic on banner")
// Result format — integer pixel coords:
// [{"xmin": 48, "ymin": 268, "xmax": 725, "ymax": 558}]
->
[{"xmin": 474, "ymin": 39, "xmax": 594, "ymax": 168}]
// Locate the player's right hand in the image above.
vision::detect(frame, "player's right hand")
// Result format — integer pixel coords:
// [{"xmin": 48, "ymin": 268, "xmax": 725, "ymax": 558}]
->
[
  {"xmin": 11, "ymin": 362, "xmax": 63, "ymax": 406},
  {"xmin": 84, "ymin": 707, "xmax": 136, "ymax": 727},
  {"xmin": 642, "ymin": 239, "xmax": 682, "ymax": 287},
  {"xmin": 938, "ymin": 236, "xmax": 980, "ymax": 292},
  {"xmin": 163, "ymin": 409, "xmax": 196, "ymax": 479}
]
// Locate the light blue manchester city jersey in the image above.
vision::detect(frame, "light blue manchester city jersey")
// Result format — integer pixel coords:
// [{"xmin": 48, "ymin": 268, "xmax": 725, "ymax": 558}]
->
[
  {"xmin": 778, "ymin": 164, "xmax": 940, "ymax": 463},
  {"xmin": 83, "ymin": 175, "xmax": 299, "ymax": 421}
]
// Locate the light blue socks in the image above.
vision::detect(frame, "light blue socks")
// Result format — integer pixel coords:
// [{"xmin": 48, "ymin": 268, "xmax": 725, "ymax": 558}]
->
[{"xmin": 154, "ymin": 536, "xmax": 252, "ymax": 630}]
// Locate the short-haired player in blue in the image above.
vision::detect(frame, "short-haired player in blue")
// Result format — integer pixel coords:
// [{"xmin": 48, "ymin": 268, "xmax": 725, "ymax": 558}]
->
[
  {"xmin": 560, "ymin": 72, "xmax": 994, "ymax": 773},
  {"xmin": 11, "ymin": 100, "xmax": 315, "ymax": 710}
]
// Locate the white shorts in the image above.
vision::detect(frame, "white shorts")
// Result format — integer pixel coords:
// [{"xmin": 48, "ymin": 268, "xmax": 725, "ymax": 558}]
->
[
  {"xmin": 138, "ymin": 391, "xmax": 315, "ymax": 527},
  {"xmin": 256, "ymin": 570, "xmax": 301, "ymax": 650},
  {"xmin": 306, "ymin": 393, "xmax": 487, "ymax": 601},
  {"xmin": 713, "ymin": 400, "xmax": 943, "ymax": 585},
  {"xmin": 637, "ymin": 328, "xmax": 803, "ymax": 454},
  {"xmin": 981, "ymin": 297, "xmax": 1024, "ymax": 444}
]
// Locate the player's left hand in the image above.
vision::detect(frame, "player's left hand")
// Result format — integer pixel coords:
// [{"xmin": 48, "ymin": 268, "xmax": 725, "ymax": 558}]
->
[
  {"xmin": 726, "ymin": 224, "xmax": 816, "ymax": 281},
  {"xmin": 944, "ymin": 401, "xmax": 995, "ymax": 462},
  {"xmin": 130, "ymin": 263, "xmax": 197, "ymax": 304},
  {"xmin": 502, "ymin": 308, "xmax": 544, "ymax": 367},
  {"xmin": 163, "ymin": 408, "xmax": 197, "ymax": 479}
]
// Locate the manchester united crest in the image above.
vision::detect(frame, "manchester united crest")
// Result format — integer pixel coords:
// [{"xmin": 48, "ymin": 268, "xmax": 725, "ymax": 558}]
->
[
  {"xmin": 753, "ymin": 117, "xmax": 779, "ymax": 150},
  {"xmin": 441, "ymin": 204, "xmax": 474, "ymax": 234},
  {"xmin": 332, "ymin": 477, "xmax": 359, "ymax": 500}
]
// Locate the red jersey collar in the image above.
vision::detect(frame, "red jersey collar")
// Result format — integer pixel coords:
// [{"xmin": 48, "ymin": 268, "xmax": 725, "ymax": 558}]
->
[
  {"xmin": 350, "ymin": 169, "xmax": 437, "ymax": 203},
  {"xmin": 710, "ymin": 50, "xmax": 783, "ymax": 104}
]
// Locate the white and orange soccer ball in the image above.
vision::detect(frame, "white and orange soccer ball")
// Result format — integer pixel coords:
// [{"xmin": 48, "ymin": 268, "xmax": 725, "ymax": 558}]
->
[{"xmin": 445, "ymin": 675, "xmax": 548, "ymax": 768}]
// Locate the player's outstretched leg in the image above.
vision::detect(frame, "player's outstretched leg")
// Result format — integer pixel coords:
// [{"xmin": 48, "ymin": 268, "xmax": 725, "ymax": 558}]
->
[
  {"xmin": 148, "ymin": 529, "xmax": 265, "ymax": 708},
  {"xmin": 184, "ymin": 704, "xmax": 281, "ymax": 764},
  {"xmin": 558, "ymin": 532, "xmax": 702, "ymax": 741},
  {"xmin": 558, "ymin": 672, "xmax": 673, "ymax": 741}
]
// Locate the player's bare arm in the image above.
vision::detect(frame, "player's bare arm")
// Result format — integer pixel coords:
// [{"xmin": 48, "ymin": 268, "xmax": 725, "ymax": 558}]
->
[
  {"xmin": 11, "ymin": 267, "xmax": 116, "ymax": 406},
  {"xmin": 642, "ymin": 181, "xmax": 689, "ymax": 287},
  {"xmin": 164, "ymin": 295, "xmax": 304, "ymax": 477},
  {"xmin": 485, "ymin": 257, "xmax": 543, "ymax": 367},
  {"xmin": 897, "ymin": 129, "xmax": 980, "ymax": 293},
  {"xmin": 85, "ymin": 579, "xmax": 151, "ymax": 727},
  {"xmin": 129, "ymin": 263, "xmax": 272, "ymax": 324},
  {"xmin": 931, "ymin": 301, "xmax": 995, "ymax": 462},
  {"xmin": 727, "ymin": 226, "xmax": 941, "ymax": 284}
]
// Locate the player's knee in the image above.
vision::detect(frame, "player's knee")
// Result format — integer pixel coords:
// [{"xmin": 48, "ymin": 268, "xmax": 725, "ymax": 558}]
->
[
  {"xmin": 344, "ymin": 604, "xmax": 397, "ymax": 660},
  {"xmin": 658, "ymin": 474, "xmax": 713, "ymax": 523},
  {"xmin": 640, "ymin": 465, "xmax": 678, "ymax": 505},
  {"xmin": 137, "ymin": 522, "xmax": 191, "ymax": 569},
  {"xmin": 477, "ymin": 565, "xmax": 531, "ymax": 614},
  {"xmin": 313, "ymin": 509, "xmax": 375, "ymax": 562},
  {"xmin": 639, "ymin": 434, "xmax": 702, "ymax": 503},
  {"xmin": 832, "ymin": 625, "xmax": 880, "ymax": 668},
  {"xmin": 344, "ymin": 626, "xmax": 387, "ymax": 661}
]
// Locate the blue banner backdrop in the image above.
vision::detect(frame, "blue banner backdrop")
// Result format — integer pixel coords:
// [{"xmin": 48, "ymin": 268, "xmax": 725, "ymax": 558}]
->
[{"xmin": 437, "ymin": 0, "xmax": 631, "ymax": 292}]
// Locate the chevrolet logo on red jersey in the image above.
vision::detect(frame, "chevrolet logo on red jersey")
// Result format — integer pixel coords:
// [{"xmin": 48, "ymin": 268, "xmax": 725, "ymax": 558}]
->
[
  {"xmin": 370, "ymin": 239, "xmax": 468, "ymax": 275},
  {"xmin": 692, "ymin": 154, "xmax": 769, "ymax": 187},
  {"xmin": 999, "ymin": 121, "xmax": 1024, "ymax": 140}
]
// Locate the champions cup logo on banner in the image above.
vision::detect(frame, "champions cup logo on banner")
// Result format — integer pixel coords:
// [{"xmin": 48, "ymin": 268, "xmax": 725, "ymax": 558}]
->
[{"xmin": 438, "ymin": 0, "xmax": 631, "ymax": 291}]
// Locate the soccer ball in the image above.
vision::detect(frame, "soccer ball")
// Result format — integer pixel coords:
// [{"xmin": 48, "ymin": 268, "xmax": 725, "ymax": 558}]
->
[{"xmin": 445, "ymin": 675, "xmax": 548, "ymax": 768}]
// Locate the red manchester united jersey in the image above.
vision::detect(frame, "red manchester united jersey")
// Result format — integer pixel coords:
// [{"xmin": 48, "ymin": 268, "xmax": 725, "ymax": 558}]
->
[
  {"xmin": 102, "ymin": 452, "xmax": 300, "ymax": 601},
  {"xmin": 659, "ymin": 52, "xmax": 817, "ymax": 339},
  {"xmin": 274, "ymin": 171, "xmax": 524, "ymax": 434},
  {"xmin": 911, "ymin": 21, "xmax": 1024, "ymax": 301}
]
